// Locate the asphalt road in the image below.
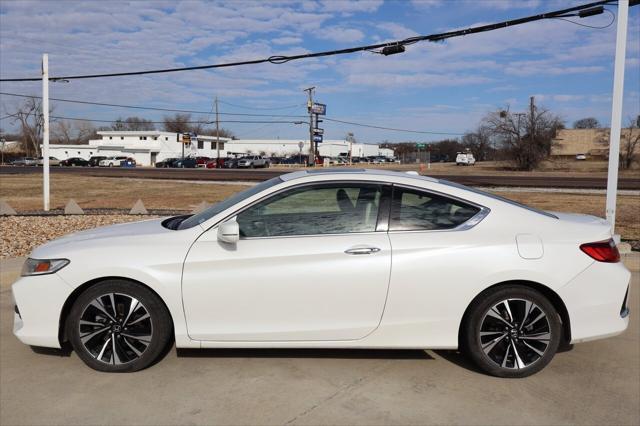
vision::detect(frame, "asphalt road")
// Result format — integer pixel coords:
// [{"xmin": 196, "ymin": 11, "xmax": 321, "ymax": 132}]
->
[
  {"xmin": 3, "ymin": 165, "xmax": 640, "ymax": 189},
  {"xmin": 1, "ymin": 256, "xmax": 638, "ymax": 426}
]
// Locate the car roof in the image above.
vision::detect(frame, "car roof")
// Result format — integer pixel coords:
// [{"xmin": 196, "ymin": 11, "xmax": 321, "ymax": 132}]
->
[{"xmin": 280, "ymin": 168, "xmax": 440, "ymax": 184}]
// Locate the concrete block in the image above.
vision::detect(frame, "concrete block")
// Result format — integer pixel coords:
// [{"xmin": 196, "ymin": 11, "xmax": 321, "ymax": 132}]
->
[
  {"xmin": 64, "ymin": 199, "xmax": 84, "ymax": 215},
  {"xmin": 0, "ymin": 199, "xmax": 17, "ymax": 216},
  {"xmin": 129, "ymin": 199, "xmax": 148, "ymax": 215}
]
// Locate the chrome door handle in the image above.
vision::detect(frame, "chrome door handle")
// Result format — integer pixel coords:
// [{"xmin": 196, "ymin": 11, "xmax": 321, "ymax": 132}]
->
[{"xmin": 344, "ymin": 247, "xmax": 380, "ymax": 255}]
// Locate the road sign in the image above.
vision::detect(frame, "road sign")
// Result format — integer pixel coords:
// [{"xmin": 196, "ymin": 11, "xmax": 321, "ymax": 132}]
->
[
  {"xmin": 311, "ymin": 103, "xmax": 326, "ymax": 115},
  {"xmin": 182, "ymin": 133, "xmax": 191, "ymax": 144},
  {"xmin": 313, "ymin": 135, "xmax": 323, "ymax": 143},
  {"xmin": 313, "ymin": 128, "xmax": 324, "ymax": 135},
  {"xmin": 416, "ymin": 143, "xmax": 426, "ymax": 149},
  {"xmin": 298, "ymin": 141, "xmax": 304, "ymax": 150}
]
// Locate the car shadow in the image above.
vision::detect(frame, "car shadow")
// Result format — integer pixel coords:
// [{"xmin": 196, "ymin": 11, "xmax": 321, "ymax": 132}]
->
[
  {"xmin": 176, "ymin": 347, "xmax": 434, "ymax": 360},
  {"xmin": 30, "ymin": 344, "xmax": 73, "ymax": 357}
]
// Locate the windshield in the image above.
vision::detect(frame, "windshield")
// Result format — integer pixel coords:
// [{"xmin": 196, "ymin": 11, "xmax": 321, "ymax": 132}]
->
[{"xmin": 178, "ymin": 177, "xmax": 283, "ymax": 230}]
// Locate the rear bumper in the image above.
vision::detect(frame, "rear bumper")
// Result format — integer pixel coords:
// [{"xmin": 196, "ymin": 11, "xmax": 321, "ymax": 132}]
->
[
  {"xmin": 12, "ymin": 273, "xmax": 73, "ymax": 348},
  {"xmin": 559, "ymin": 261, "xmax": 631, "ymax": 343}
]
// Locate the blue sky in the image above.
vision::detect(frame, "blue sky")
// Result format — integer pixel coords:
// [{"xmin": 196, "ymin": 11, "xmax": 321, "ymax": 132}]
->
[{"xmin": 0, "ymin": 0, "xmax": 638, "ymax": 143}]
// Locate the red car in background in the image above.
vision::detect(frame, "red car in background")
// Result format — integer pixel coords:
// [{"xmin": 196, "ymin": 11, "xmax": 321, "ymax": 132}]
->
[
  {"xmin": 205, "ymin": 158, "xmax": 225, "ymax": 169},
  {"xmin": 195, "ymin": 156, "xmax": 210, "ymax": 167}
]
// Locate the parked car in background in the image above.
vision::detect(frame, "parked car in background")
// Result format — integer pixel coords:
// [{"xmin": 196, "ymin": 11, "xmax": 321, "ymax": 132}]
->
[
  {"xmin": 121, "ymin": 158, "xmax": 136, "ymax": 168},
  {"xmin": 174, "ymin": 157, "xmax": 197, "ymax": 168},
  {"xmin": 155, "ymin": 158, "xmax": 179, "ymax": 168},
  {"xmin": 99, "ymin": 156, "xmax": 128, "ymax": 167},
  {"xmin": 60, "ymin": 157, "xmax": 89, "ymax": 167},
  {"xmin": 205, "ymin": 158, "xmax": 225, "ymax": 169},
  {"xmin": 223, "ymin": 158, "xmax": 239, "ymax": 168},
  {"xmin": 575, "ymin": 153, "xmax": 587, "ymax": 161},
  {"xmin": 88, "ymin": 156, "xmax": 107, "ymax": 167},
  {"xmin": 237, "ymin": 155, "xmax": 269, "ymax": 168},
  {"xmin": 195, "ymin": 156, "xmax": 210, "ymax": 167},
  {"xmin": 11, "ymin": 157, "xmax": 37, "ymax": 166},
  {"xmin": 281, "ymin": 155, "xmax": 308, "ymax": 165},
  {"xmin": 36, "ymin": 156, "xmax": 61, "ymax": 166},
  {"xmin": 456, "ymin": 152, "xmax": 476, "ymax": 166}
]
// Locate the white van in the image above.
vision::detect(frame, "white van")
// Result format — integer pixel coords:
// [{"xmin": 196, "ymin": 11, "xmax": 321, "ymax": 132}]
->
[{"xmin": 456, "ymin": 152, "xmax": 476, "ymax": 166}]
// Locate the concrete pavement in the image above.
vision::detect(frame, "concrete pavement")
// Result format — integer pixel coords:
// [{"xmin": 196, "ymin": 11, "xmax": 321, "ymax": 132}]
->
[{"xmin": 1, "ymin": 255, "xmax": 638, "ymax": 425}]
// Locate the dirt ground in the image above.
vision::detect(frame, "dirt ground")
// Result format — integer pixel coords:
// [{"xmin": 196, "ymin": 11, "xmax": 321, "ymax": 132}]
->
[{"xmin": 1, "ymin": 174, "xmax": 638, "ymax": 241}]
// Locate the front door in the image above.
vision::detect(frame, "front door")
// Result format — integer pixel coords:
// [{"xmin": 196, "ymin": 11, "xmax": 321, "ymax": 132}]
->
[{"xmin": 182, "ymin": 182, "xmax": 392, "ymax": 341}]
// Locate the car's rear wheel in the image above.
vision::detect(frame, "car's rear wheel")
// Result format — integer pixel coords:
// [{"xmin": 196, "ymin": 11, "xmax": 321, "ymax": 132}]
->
[
  {"xmin": 67, "ymin": 280, "xmax": 172, "ymax": 372},
  {"xmin": 462, "ymin": 286, "xmax": 561, "ymax": 378}
]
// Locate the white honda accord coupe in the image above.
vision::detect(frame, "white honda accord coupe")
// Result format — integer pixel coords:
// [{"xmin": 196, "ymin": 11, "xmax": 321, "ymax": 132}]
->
[{"xmin": 12, "ymin": 169, "xmax": 630, "ymax": 377}]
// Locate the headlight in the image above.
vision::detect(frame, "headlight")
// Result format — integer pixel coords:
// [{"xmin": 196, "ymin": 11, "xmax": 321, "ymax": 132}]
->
[{"xmin": 21, "ymin": 258, "xmax": 70, "ymax": 276}]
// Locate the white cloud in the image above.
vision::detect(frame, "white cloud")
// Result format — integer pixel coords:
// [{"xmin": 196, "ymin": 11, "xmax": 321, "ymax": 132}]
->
[
  {"xmin": 376, "ymin": 22, "xmax": 419, "ymax": 40},
  {"xmin": 316, "ymin": 26, "xmax": 365, "ymax": 43},
  {"xmin": 320, "ymin": 0, "xmax": 383, "ymax": 13},
  {"xmin": 272, "ymin": 36, "xmax": 304, "ymax": 45}
]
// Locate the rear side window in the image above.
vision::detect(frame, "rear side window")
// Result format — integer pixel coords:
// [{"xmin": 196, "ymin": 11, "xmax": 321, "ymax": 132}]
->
[{"xmin": 390, "ymin": 187, "xmax": 481, "ymax": 231}]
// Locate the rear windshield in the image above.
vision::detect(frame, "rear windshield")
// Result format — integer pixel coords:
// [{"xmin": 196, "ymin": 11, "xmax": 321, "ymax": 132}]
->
[
  {"xmin": 178, "ymin": 177, "xmax": 283, "ymax": 230},
  {"xmin": 438, "ymin": 179, "xmax": 558, "ymax": 219}
]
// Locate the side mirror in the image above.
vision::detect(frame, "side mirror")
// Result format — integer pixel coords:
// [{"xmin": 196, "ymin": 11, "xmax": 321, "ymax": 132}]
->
[{"xmin": 217, "ymin": 220, "xmax": 239, "ymax": 244}]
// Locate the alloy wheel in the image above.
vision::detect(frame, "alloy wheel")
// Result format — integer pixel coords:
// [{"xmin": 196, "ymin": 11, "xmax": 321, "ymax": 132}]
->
[
  {"xmin": 78, "ymin": 293, "xmax": 153, "ymax": 365},
  {"xmin": 479, "ymin": 298, "xmax": 551, "ymax": 370}
]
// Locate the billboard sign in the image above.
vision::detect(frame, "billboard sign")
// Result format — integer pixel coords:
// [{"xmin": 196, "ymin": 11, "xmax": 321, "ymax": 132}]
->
[{"xmin": 311, "ymin": 103, "xmax": 326, "ymax": 115}]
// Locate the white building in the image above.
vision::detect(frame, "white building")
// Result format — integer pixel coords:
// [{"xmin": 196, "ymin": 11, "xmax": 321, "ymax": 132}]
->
[
  {"xmin": 46, "ymin": 131, "xmax": 394, "ymax": 166},
  {"xmin": 48, "ymin": 131, "xmax": 230, "ymax": 166}
]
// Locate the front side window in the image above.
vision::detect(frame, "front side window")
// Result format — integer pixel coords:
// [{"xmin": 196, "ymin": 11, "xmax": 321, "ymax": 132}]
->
[
  {"xmin": 237, "ymin": 183, "xmax": 382, "ymax": 238},
  {"xmin": 390, "ymin": 187, "xmax": 481, "ymax": 231}
]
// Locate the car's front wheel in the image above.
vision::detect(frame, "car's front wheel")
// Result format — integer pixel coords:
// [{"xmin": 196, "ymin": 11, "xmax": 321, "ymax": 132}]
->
[
  {"xmin": 67, "ymin": 280, "xmax": 172, "ymax": 372},
  {"xmin": 461, "ymin": 285, "xmax": 561, "ymax": 378}
]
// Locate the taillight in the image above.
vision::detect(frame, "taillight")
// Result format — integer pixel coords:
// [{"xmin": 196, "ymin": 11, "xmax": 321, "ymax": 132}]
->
[{"xmin": 580, "ymin": 239, "xmax": 620, "ymax": 263}]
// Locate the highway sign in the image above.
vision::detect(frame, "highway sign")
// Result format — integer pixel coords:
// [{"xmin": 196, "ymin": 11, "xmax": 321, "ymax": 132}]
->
[
  {"xmin": 313, "ymin": 135, "xmax": 323, "ymax": 143},
  {"xmin": 313, "ymin": 128, "xmax": 324, "ymax": 135}
]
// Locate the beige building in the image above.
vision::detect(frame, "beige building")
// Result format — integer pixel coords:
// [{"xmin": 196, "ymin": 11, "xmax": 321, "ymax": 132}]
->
[{"xmin": 551, "ymin": 128, "xmax": 639, "ymax": 159}]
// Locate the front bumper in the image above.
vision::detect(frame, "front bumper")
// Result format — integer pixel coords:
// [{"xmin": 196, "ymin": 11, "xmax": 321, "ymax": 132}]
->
[
  {"xmin": 559, "ymin": 261, "xmax": 631, "ymax": 344},
  {"xmin": 12, "ymin": 273, "xmax": 73, "ymax": 348}
]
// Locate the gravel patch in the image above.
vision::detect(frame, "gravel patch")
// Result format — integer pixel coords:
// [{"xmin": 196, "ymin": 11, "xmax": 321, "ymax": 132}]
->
[{"xmin": 0, "ymin": 215, "xmax": 160, "ymax": 259}]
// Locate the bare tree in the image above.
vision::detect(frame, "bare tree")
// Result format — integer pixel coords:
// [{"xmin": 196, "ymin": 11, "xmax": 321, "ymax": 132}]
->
[
  {"xmin": 52, "ymin": 120, "xmax": 98, "ymax": 145},
  {"xmin": 162, "ymin": 113, "xmax": 234, "ymax": 138},
  {"xmin": 462, "ymin": 125, "xmax": 493, "ymax": 161},
  {"xmin": 483, "ymin": 102, "xmax": 564, "ymax": 170},
  {"xmin": 162, "ymin": 113, "xmax": 194, "ymax": 133},
  {"xmin": 621, "ymin": 116, "xmax": 640, "ymax": 169},
  {"xmin": 9, "ymin": 98, "xmax": 48, "ymax": 156},
  {"xmin": 573, "ymin": 117, "xmax": 600, "ymax": 129},
  {"xmin": 111, "ymin": 116, "xmax": 155, "ymax": 131}
]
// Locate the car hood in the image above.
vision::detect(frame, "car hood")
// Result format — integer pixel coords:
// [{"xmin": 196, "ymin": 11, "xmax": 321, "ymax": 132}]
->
[{"xmin": 30, "ymin": 218, "xmax": 171, "ymax": 258}]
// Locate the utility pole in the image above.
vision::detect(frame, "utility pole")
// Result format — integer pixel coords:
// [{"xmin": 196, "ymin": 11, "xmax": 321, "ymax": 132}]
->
[
  {"xmin": 42, "ymin": 53, "xmax": 50, "ymax": 211},
  {"xmin": 529, "ymin": 96, "xmax": 535, "ymax": 171},
  {"xmin": 179, "ymin": 132, "xmax": 183, "ymax": 161},
  {"xmin": 606, "ymin": 0, "xmax": 629, "ymax": 234},
  {"xmin": 304, "ymin": 87, "xmax": 315, "ymax": 166},
  {"xmin": 215, "ymin": 96, "xmax": 220, "ymax": 164}
]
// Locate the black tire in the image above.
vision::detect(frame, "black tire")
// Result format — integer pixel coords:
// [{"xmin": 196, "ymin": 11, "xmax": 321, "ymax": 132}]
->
[
  {"xmin": 461, "ymin": 285, "xmax": 561, "ymax": 378},
  {"xmin": 67, "ymin": 279, "xmax": 172, "ymax": 372}
]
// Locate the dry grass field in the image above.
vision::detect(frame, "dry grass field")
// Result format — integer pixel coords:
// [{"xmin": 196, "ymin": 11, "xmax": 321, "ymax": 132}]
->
[{"xmin": 1, "ymin": 173, "xmax": 638, "ymax": 241}]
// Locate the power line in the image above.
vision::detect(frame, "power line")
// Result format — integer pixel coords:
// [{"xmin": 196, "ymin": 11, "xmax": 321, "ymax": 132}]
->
[
  {"xmin": 48, "ymin": 115, "xmax": 305, "ymax": 125},
  {"xmin": 0, "ymin": 91, "xmax": 465, "ymax": 135},
  {"xmin": 323, "ymin": 117, "xmax": 464, "ymax": 136},
  {"xmin": 0, "ymin": 0, "xmax": 619, "ymax": 82},
  {"xmin": 218, "ymin": 100, "xmax": 305, "ymax": 110},
  {"xmin": 0, "ymin": 92, "xmax": 307, "ymax": 118}
]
